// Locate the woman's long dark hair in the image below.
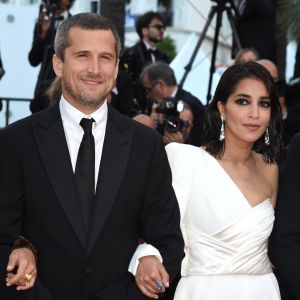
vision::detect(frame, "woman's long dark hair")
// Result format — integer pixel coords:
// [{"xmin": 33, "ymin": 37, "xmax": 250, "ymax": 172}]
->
[{"xmin": 203, "ymin": 61, "xmax": 284, "ymax": 164}]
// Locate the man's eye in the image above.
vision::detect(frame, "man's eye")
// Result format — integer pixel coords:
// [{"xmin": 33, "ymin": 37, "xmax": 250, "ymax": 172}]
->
[
  {"xmin": 260, "ymin": 101, "xmax": 271, "ymax": 108},
  {"xmin": 235, "ymin": 98, "xmax": 248, "ymax": 105},
  {"xmin": 101, "ymin": 55, "xmax": 113, "ymax": 62}
]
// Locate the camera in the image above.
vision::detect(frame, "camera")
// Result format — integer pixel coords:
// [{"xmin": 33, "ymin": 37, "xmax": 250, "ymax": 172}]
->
[
  {"xmin": 156, "ymin": 97, "xmax": 186, "ymax": 133},
  {"xmin": 40, "ymin": 0, "xmax": 59, "ymax": 18}
]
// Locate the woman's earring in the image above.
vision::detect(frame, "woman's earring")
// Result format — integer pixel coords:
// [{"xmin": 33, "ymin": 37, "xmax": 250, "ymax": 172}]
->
[
  {"xmin": 219, "ymin": 116, "xmax": 225, "ymax": 141},
  {"xmin": 265, "ymin": 127, "xmax": 270, "ymax": 145}
]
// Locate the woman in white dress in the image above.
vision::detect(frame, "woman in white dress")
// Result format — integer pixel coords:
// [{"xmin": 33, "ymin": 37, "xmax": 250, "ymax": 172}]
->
[{"xmin": 166, "ymin": 61, "xmax": 284, "ymax": 300}]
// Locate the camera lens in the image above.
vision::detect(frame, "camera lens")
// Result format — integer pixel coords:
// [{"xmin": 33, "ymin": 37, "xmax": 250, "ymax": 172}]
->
[{"xmin": 165, "ymin": 117, "xmax": 183, "ymax": 133}]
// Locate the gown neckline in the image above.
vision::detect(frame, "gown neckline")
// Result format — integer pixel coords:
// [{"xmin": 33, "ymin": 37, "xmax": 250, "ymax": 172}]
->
[{"xmin": 199, "ymin": 147, "xmax": 271, "ymax": 209}]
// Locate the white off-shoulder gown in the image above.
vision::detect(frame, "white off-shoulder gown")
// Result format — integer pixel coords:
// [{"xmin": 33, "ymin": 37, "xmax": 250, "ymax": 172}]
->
[{"xmin": 166, "ymin": 143, "xmax": 280, "ymax": 300}]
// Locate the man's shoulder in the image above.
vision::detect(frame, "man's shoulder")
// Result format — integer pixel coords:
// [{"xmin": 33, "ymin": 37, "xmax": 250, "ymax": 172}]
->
[
  {"xmin": 109, "ymin": 106, "xmax": 161, "ymax": 140},
  {"xmin": 4, "ymin": 104, "xmax": 59, "ymax": 135},
  {"xmin": 121, "ymin": 41, "xmax": 144, "ymax": 57}
]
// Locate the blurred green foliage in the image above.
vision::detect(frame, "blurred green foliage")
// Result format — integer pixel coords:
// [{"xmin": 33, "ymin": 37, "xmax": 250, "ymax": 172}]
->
[{"xmin": 156, "ymin": 35, "xmax": 177, "ymax": 62}]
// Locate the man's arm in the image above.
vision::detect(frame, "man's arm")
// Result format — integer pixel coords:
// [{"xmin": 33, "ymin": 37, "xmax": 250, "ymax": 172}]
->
[
  {"xmin": 28, "ymin": 22, "xmax": 49, "ymax": 67},
  {"xmin": 0, "ymin": 129, "xmax": 26, "ymax": 295},
  {"xmin": 270, "ymin": 133, "xmax": 300, "ymax": 297},
  {"xmin": 140, "ymin": 135, "xmax": 184, "ymax": 279}
]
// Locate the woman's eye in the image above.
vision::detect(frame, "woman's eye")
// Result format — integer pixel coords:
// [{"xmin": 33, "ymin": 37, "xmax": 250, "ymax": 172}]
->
[
  {"xmin": 259, "ymin": 101, "xmax": 271, "ymax": 108},
  {"xmin": 236, "ymin": 98, "xmax": 248, "ymax": 105}
]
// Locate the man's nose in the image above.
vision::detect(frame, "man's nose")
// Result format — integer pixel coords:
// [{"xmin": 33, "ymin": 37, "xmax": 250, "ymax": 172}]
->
[{"xmin": 87, "ymin": 58, "xmax": 101, "ymax": 74}]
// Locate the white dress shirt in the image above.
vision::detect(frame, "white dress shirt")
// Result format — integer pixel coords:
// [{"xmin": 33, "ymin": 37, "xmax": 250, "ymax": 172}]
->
[
  {"xmin": 59, "ymin": 96, "xmax": 107, "ymax": 190},
  {"xmin": 59, "ymin": 96, "xmax": 162, "ymax": 275},
  {"xmin": 143, "ymin": 40, "xmax": 157, "ymax": 63}
]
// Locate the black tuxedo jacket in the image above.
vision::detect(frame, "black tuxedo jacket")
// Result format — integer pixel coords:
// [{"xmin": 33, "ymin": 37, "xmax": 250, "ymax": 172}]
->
[
  {"xmin": 0, "ymin": 102, "xmax": 184, "ymax": 300},
  {"xmin": 120, "ymin": 41, "xmax": 169, "ymax": 82},
  {"xmin": 120, "ymin": 41, "xmax": 169, "ymax": 112},
  {"xmin": 269, "ymin": 133, "xmax": 300, "ymax": 299}
]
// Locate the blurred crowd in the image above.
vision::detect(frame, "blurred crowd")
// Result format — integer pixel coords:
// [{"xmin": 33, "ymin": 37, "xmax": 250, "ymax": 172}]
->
[{"xmin": 1, "ymin": 0, "xmax": 300, "ymax": 147}]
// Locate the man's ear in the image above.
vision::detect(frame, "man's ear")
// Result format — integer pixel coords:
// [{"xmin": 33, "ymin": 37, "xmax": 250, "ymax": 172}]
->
[
  {"xmin": 52, "ymin": 54, "xmax": 63, "ymax": 77},
  {"xmin": 141, "ymin": 27, "xmax": 148, "ymax": 37}
]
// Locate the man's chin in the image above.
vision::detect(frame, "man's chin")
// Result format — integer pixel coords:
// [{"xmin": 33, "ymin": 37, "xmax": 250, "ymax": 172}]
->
[{"xmin": 79, "ymin": 96, "xmax": 106, "ymax": 109}]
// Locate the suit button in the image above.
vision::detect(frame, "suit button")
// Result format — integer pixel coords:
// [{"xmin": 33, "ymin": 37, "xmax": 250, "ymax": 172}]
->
[{"xmin": 83, "ymin": 268, "xmax": 94, "ymax": 277}]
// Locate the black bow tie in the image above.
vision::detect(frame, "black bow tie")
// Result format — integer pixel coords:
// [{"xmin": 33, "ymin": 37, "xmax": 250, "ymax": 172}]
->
[{"xmin": 148, "ymin": 48, "xmax": 158, "ymax": 55}]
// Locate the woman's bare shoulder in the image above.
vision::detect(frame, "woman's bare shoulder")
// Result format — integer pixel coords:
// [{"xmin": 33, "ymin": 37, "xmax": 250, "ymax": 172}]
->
[{"xmin": 254, "ymin": 152, "xmax": 278, "ymax": 180}]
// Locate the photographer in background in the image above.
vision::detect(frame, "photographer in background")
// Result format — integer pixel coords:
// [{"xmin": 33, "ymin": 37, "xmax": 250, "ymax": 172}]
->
[
  {"xmin": 29, "ymin": 0, "xmax": 74, "ymax": 113},
  {"xmin": 162, "ymin": 103, "xmax": 194, "ymax": 145},
  {"xmin": 140, "ymin": 62, "xmax": 205, "ymax": 146},
  {"xmin": 120, "ymin": 11, "xmax": 168, "ymax": 113}
]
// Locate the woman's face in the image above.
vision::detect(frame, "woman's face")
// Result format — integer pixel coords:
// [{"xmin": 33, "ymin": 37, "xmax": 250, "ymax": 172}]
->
[
  {"xmin": 238, "ymin": 51, "xmax": 258, "ymax": 64},
  {"xmin": 218, "ymin": 77, "xmax": 271, "ymax": 145}
]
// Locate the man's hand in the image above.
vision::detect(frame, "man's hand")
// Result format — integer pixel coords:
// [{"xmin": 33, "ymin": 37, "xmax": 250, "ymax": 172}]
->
[
  {"xmin": 135, "ymin": 255, "xmax": 169, "ymax": 299},
  {"xmin": 163, "ymin": 130, "xmax": 184, "ymax": 144},
  {"xmin": 150, "ymin": 103, "xmax": 165, "ymax": 128},
  {"xmin": 6, "ymin": 247, "xmax": 37, "ymax": 290},
  {"xmin": 38, "ymin": 11, "xmax": 52, "ymax": 40}
]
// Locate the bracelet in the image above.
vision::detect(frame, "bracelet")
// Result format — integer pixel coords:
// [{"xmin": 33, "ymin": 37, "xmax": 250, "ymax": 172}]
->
[{"xmin": 11, "ymin": 235, "xmax": 38, "ymax": 262}]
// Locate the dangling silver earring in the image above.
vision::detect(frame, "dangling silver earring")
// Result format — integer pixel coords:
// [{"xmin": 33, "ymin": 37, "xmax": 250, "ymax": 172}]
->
[
  {"xmin": 219, "ymin": 116, "xmax": 225, "ymax": 141},
  {"xmin": 265, "ymin": 127, "xmax": 270, "ymax": 145}
]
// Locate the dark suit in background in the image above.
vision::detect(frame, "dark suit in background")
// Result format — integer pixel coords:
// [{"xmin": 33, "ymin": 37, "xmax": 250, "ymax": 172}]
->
[
  {"xmin": 121, "ymin": 41, "xmax": 169, "ymax": 83},
  {"xmin": 110, "ymin": 70, "xmax": 136, "ymax": 117},
  {"xmin": 0, "ymin": 102, "xmax": 184, "ymax": 300},
  {"xmin": 120, "ymin": 41, "xmax": 169, "ymax": 112},
  {"xmin": 270, "ymin": 133, "xmax": 300, "ymax": 299},
  {"xmin": 28, "ymin": 10, "xmax": 71, "ymax": 110},
  {"xmin": 235, "ymin": 0, "xmax": 277, "ymax": 63}
]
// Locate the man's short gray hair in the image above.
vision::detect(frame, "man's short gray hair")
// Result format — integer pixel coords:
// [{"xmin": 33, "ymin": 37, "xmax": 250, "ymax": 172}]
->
[{"xmin": 140, "ymin": 62, "xmax": 177, "ymax": 86}]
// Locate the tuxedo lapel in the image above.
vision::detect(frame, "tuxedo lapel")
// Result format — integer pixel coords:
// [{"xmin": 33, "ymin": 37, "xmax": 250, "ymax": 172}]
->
[
  {"xmin": 33, "ymin": 103, "xmax": 86, "ymax": 247},
  {"xmin": 85, "ymin": 106, "xmax": 133, "ymax": 257}
]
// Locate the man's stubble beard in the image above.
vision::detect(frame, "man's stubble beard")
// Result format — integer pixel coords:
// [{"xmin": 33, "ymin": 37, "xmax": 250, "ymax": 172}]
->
[
  {"xmin": 63, "ymin": 79, "xmax": 110, "ymax": 110},
  {"xmin": 149, "ymin": 35, "xmax": 163, "ymax": 44}
]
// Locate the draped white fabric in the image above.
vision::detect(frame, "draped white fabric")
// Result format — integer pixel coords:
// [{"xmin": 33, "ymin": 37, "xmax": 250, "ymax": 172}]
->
[{"xmin": 166, "ymin": 143, "xmax": 280, "ymax": 300}]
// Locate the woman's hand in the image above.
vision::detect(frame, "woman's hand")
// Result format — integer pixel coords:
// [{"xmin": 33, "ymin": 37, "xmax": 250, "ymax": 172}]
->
[{"xmin": 135, "ymin": 255, "xmax": 169, "ymax": 299}]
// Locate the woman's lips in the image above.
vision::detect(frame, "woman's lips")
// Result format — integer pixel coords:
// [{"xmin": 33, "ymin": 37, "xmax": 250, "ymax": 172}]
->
[{"xmin": 243, "ymin": 123, "xmax": 261, "ymax": 131}]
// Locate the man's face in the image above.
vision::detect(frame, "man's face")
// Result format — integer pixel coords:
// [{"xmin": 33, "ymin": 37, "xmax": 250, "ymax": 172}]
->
[
  {"xmin": 59, "ymin": 0, "xmax": 71, "ymax": 11},
  {"xmin": 53, "ymin": 27, "xmax": 119, "ymax": 113},
  {"xmin": 144, "ymin": 18, "xmax": 165, "ymax": 43},
  {"xmin": 142, "ymin": 75, "xmax": 164, "ymax": 103}
]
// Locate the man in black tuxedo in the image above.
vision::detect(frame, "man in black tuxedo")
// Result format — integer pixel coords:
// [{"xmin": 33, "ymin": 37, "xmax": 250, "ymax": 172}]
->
[
  {"xmin": 140, "ymin": 62, "xmax": 205, "ymax": 147},
  {"xmin": 120, "ymin": 11, "xmax": 169, "ymax": 113},
  {"xmin": 0, "ymin": 13, "xmax": 184, "ymax": 300},
  {"xmin": 29, "ymin": 0, "xmax": 74, "ymax": 113},
  {"xmin": 269, "ymin": 133, "xmax": 300, "ymax": 299}
]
